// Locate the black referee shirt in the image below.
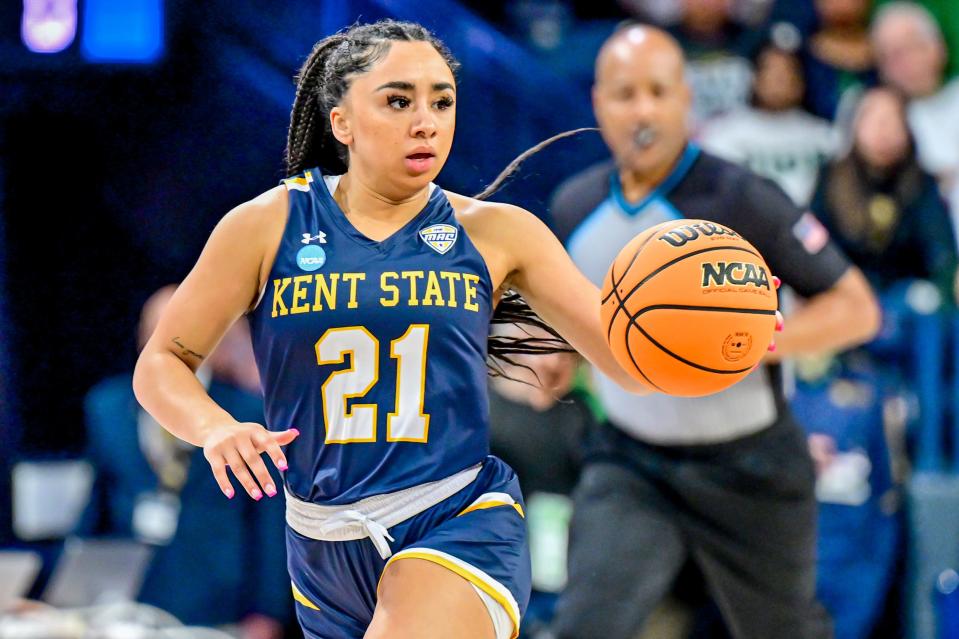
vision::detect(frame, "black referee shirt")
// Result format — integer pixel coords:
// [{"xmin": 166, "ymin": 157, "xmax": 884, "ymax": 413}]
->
[{"xmin": 551, "ymin": 144, "xmax": 850, "ymax": 443}]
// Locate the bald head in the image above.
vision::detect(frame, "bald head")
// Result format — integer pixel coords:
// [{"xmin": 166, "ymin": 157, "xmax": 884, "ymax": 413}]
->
[
  {"xmin": 595, "ymin": 25, "xmax": 685, "ymax": 87},
  {"xmin": 871, "ymin": 2, "xmax": 947, "ymax": 97},
  {"xmin": 592, "ymin": 25, "xmax": 691, "ymax": 180}
]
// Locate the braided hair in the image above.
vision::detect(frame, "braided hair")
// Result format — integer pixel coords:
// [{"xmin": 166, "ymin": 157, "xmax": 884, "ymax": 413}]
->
[
  {"xmin": 286, "ymin": 21, "xmax": 459, "ymax": 176},
  {"xmin": 285, "ymin": 20, "xmax": 582, "ymax": 373}
]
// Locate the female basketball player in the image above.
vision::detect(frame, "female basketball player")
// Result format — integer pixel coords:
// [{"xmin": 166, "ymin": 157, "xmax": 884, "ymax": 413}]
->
[{"xmin": 132, "ymin": 20, "xmax": 767, "ymax": 639}]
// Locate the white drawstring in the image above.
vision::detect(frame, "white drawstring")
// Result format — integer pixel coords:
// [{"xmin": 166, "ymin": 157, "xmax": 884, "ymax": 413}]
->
[
  {"xmin": 318, "ymin": 509, "xmax": 396, "ymax": 559},
  {"xmin": 284, "ymin": 464, "xmax": 481, "ymax": 552}
]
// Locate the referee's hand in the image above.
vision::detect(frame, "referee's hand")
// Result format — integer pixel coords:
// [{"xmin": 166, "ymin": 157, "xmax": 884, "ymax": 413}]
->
[{"xmin": 202, "ymin": 422, "xmax": 299, "ymax": 500}]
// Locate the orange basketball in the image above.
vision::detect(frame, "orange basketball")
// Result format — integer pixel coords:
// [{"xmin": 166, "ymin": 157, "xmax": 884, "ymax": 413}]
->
[{"xmin": 600, "ymin": 219, "xmax": 778, "ymax": 397}]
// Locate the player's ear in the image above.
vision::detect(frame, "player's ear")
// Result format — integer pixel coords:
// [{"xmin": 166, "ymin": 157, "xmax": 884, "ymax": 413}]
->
[{"xmin": 330, "ymin": 106, "xmax": 352, "ymax": 146}]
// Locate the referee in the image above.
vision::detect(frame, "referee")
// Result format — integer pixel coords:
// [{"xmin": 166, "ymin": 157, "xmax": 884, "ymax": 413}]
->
[{"xmin": 546, "ymin": 25, "xmax": 880, "ymax": 639}]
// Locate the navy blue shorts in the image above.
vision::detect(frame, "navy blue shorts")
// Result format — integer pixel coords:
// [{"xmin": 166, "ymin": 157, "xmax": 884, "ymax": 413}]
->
[{"xmin": 286, "ymin": 456, "xmax": 531, "ymax": 639}]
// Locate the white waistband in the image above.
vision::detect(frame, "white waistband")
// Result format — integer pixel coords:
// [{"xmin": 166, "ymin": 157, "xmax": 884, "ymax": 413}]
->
[{"xmin": 285, "ymin": 464, "xmax": 482, "ymax": 559}]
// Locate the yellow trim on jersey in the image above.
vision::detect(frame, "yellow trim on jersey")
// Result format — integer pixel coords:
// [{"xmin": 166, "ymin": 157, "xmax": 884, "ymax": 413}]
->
[
  {"xmin": 457, "ymin": 501, "xmax": 525, "ymax": 518},
  {"xmin": 457, "ymin": 492, "xmax": 525, "ymax": 519},
  {"xmin": 283, "ymin": 170, "xmax": 314, "ymax": 192},
  {"xmin": 380, "ymin": 551, "xmax": 520, "ymax": 639},
  {"xmin": 291, "ymin": 581, "xmax": 320, "ymax": 610}
]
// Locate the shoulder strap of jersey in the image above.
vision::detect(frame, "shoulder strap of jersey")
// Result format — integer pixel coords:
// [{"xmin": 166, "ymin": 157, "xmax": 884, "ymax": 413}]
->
[
  {"xmin": 281, "ymin": 169, "xmax": 316, "ymax": 193},
  {"xmin": 280, "ymin": 168, "xmax": 328, "ymax": 240}
]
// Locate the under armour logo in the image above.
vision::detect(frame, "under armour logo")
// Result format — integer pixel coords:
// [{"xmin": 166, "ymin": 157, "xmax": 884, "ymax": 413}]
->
[{"xmin": 302, "ymin": 232, "xmax": 327, "ymax": 244}]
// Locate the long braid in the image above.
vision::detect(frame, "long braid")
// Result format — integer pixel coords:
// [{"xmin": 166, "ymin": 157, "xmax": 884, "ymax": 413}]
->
[
  {"xmin": 286, "ymin": 35, "xmax": 348, "ymax": 176},
  {"xmin": 474, "ymin": 127, "xmax": 599, "ymax": 201},
  {"xmin": 479, "ymin": 129, "xmax": 602, "ymax": 372}
]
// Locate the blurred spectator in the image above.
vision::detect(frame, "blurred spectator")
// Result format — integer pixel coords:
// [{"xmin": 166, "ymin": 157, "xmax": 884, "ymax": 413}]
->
[
  {"xmin": 804, "ymin": 0, "xmax": 877, "ymax": 120},
  {"xmin": 809, "ymin": 87, "xmax": 957, "ymax": 301},
  {"xmin": 663, "ymin": 0, "xmax": 767, "ymax": 128},
  {"xmin": 78, "ymin": 285, "xmax": 291, "ymax": 639},
  {"xmin": 871, "ymin": 1, "xmax": 959, "ymax": 240},
  {"xmin": 699, "ymin": 23, "xmax": 839, "ymax": 205},
  {"xmin": 619, "ymin": 0, "xmax": 775, "ymax": 28}
]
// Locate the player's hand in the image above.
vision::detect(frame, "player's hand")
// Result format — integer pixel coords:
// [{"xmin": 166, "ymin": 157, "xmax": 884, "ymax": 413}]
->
[
  {"xmin": 202, "ymin": 422, "xmax": 299, "ymax": 500},
  {"xmin": 768, "ymin": 276, "xmax": 783, "ymax": 353},
  {"xmin": 752, "ymin": 277, "xmax": 784, "ymax": 371}
]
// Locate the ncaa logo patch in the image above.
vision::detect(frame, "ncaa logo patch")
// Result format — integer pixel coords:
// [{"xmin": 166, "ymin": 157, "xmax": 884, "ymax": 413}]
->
[
  {"xmin": 419, "ymin": 223, "xmax": 458, "ymax": 255},
  {"xmin": 296, "ymin": 245, "xmax": 326, "ymax": 272}
]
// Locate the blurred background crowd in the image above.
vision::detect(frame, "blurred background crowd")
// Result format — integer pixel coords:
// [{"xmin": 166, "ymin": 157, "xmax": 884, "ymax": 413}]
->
[{"xmin": 3, "ymin": 0, "xmax": 959, "ymax": 637}]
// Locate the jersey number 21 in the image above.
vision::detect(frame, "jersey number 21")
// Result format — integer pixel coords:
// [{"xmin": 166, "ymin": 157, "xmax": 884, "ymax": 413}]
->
[{"xmin": 316, "ymin": 325, "xmax": 429, "ymax": 444}]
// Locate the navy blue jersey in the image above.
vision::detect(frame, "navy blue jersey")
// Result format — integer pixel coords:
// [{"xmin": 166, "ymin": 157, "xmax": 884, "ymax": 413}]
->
[{"xmin": 250, "ymin": 170, "xmax": 494, "ymax": 504}]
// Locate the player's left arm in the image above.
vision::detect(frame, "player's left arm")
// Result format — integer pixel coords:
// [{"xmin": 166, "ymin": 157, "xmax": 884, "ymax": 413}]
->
[
  {"xmin": 467, "ymin": 201, "xmax": 650, "ymax": 394},
  {"xmin": 740, "ymin": 176, "xmax": 881, "ymax": 361}
]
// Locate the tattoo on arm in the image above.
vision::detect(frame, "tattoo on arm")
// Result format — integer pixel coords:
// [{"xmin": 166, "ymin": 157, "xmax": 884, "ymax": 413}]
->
[{"xmin": 172, "ymin": 337, "xmax": 206, "ymax": 361}]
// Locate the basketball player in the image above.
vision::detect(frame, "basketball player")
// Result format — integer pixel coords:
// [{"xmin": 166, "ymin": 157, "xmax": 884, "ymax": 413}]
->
[
  {"xmin": 131, "ymin": 20, "xmax": 670, "ymax": 639},
  {"xmin": 544, "ymin": 25, "xmax": 880, "ymax": 639}
]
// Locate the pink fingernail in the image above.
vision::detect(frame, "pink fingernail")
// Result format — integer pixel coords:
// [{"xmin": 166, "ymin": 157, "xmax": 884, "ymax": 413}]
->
[
  {"xmin": 265, "ymin": 484, "xmax": 277, "ymax": 497},
  {"xmin": 252, "ymin": 489, "xmax": 263, "ymax": 501},
  {"xmin": 225, "ymin": 489, "xmax": 235, "ymax": 500},
  {"xmin": 290, "ymin": 428, "xmax": 300, "ymax": 436},
  {"xmin": 773, "ymin": 276, "xmax": 782, "ymax": 288},
  {"xmin": 768, "ymin": 342, "xmax": 777, "ymax": 352},
  {"xmin": 278, "ymin": 460, "xmax": 288, "ymax": 471},
  {"xmin": 775, "ymin": 318, "xmax": 784, "ymax": 331}
]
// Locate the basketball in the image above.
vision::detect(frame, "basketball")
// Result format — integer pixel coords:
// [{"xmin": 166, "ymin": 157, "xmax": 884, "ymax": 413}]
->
[{"xmin": 600, "ymin": 219, "xmax": 778, "ymax": 397}]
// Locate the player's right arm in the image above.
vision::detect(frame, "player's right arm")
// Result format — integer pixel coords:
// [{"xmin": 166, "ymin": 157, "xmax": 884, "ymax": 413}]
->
[
  {"xmin": 454, "ymin": 197, "xmax": 651, "ymax": 394},
  {"xmin": 132, "ymin": 186, "xmax": 297, "ymax": 500}
]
